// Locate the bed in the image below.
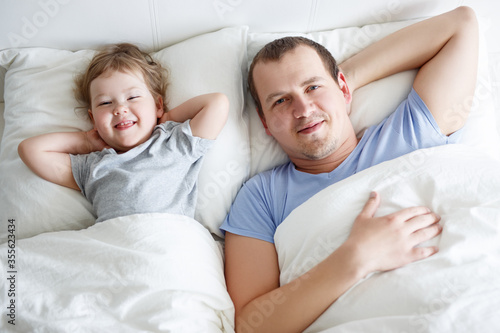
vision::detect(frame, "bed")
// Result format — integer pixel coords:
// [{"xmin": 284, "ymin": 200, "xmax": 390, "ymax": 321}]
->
[{"xmin": 1, "ymin": 0, "xmax": 499, "ymax": 332}]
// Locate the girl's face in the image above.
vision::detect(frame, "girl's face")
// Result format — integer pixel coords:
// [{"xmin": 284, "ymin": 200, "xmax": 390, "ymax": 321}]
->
[{"xmin": 88, "ymin": 70, "xmax": 163, "ymax": 153}]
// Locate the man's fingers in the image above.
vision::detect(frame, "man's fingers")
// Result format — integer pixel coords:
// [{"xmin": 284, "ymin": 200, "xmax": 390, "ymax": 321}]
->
[
  {"xmin": 411, "ymin": 222, "xmax": 443, "ymax": 244},
  {"xmin": 410, "ymin": 246, "xmax": 439, "ymax": 262},
  {"xmin": 406, "ymin": 212, "xmax": 441, "ymax": 232},
  {"xmin": 387, "ymin": 205, "xmax": 433, "ymax": 223},
  {"xmin": 359, "ymin": 191, "xmax": 380, "ymax": 218}
]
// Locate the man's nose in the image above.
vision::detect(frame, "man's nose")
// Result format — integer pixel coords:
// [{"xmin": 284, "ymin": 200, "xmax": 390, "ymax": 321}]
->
[{"xmin": 292, "ymin": 95, "xmax": 314, "ymax": 118}]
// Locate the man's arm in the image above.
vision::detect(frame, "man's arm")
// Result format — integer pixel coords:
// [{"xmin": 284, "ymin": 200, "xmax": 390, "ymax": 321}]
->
[
  {"xmin": 225, "ymin": 192, "xmax": 442, "ymax": 333},
  {"xmin": 340, "ymin": 6, "xmax": 478, "ymax": 135},
  {"xmin": 18, "ymin": 129, "xmax": 108, "ymax": 190},
  {"xmin": 160, "ymin": 93, "xmax": 229, "ymax": 140}
]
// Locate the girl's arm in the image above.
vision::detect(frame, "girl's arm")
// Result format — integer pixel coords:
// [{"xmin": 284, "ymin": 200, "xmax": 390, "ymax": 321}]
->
[
  {"xmin": 160, "ymin": 93, "xmax": 229, "ymax": 140},
  {"xmin": 18, "ymin": 129, "xmax": 108, "ymax": 190}
]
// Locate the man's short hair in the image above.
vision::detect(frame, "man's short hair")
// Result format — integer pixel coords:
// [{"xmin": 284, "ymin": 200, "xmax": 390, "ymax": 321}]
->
[{"xmin": 248, "ymin": 36, "xmax": 340, "ymax": 117}]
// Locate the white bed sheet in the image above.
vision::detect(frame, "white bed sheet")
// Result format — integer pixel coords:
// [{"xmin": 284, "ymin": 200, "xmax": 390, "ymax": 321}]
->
[
  {"xmin": 1, "ymin": 2, "xmax": 500, "ymax": 332},
  {"xmin": 275, "ymin": 144, "xmax": 500, "ymax": 332},
  {"xmin": 0, "ymin": 213, "xmax": 235, "ymax": 332}
]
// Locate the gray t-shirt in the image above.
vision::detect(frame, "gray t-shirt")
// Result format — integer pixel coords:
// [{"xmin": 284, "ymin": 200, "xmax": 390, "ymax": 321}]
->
[{"xmin": 70, "ymin": 121, "xmax": 213, "ymax": 223}]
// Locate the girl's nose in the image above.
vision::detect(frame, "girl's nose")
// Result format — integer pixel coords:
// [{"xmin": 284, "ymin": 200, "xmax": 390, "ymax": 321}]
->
[{"xmin": 113, "ymin": 104, "xmax": 128, "ymax": 116}]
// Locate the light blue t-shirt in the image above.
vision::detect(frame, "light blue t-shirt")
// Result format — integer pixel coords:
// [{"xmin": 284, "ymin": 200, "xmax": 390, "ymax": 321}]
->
[{"xmin": 220, "ymin": 88, "xmax": 462, "ymax": 243}]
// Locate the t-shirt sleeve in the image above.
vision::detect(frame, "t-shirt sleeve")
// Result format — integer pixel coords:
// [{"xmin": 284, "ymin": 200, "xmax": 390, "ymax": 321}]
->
[
  {"xmin": 158, "ymin": 120, "xmax": 214, "ymax": 159},
  {"xmin": 70, "ymin": 153, "xmax": 94, "ymax": 196},
  {"xmin": 357, "ymin": 88, "xmax": 465, "ymax": 170},
  {"xmin": 220, "ymin": 174, "xmax": 277, "ymax": 244},
  {"xmin": 391, "ymin": 88, "xmax": 463, "ymax": 148}
]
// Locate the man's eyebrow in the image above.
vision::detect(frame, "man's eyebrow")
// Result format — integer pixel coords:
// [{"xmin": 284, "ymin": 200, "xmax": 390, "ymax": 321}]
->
[
  {"xmin": 264, "ymin": 76, "xmax": 325, "ymax": 105},
  {"xmin": 301, "ymin": 76, "xmax": 324, "ymax": 86},
  {"xmin": 265, "ymin": 91, "xmax": 286, "ymax": 105}
]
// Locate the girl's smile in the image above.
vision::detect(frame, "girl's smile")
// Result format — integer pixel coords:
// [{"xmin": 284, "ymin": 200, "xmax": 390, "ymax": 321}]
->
[{"xmin": 88, "ymin": 70, "xmax": 163, "ymax": 152}]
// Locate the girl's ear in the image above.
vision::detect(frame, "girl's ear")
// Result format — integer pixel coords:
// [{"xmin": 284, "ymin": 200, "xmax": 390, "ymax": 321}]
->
[
  {"xmin": 156, "ymin": 97, "xmax": 164, "ymax": 118},
  {"xmin": 88, "ymin": 109, "xmax": 96, "ymax": 126}
]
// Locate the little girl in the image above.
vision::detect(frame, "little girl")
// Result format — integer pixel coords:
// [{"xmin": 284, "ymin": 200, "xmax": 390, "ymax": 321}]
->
[{"xmin": 18, "ymin": 43, "xmax": 229, "ymax": 223}]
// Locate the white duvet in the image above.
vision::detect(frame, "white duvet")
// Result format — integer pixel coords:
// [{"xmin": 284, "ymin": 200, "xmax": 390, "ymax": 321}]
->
[
  {"xmin": 0, "ymin": 213, "xmax": 234, "ymax": 332},
  {"xmin": 275, "ymin": 144, "xmax": 500, "ymax": 333}
]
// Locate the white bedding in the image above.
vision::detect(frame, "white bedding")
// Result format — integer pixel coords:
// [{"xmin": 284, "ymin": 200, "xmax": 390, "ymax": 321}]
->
[
  {"xmin": 1, "ymin": 2, "xmax": 500, "ymax": 332},
  {"xmin": 275, "ymin": 144, "xmax": 500, "ymax": 332},
  {"xmin": 0, "ymin": 213, "xmax": 234, "ymax": 332}
]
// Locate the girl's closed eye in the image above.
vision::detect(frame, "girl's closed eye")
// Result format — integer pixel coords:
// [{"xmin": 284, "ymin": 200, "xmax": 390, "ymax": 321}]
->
[{"xmin": 98, "ymin": 100, "xmax": 112, "ymax": 107}]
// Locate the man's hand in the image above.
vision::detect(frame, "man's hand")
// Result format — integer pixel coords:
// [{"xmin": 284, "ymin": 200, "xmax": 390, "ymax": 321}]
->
[{"xmin": 344, "ymin": 191, "xmax": 442, "ymax": 276}]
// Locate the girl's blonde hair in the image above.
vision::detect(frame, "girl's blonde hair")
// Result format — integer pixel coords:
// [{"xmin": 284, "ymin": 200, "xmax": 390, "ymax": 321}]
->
[{"xmin": 75, "ymin": 43, "xmax": 169, "ymax": 112}]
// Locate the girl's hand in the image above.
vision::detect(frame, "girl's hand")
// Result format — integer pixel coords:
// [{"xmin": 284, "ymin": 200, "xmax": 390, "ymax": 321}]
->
[
  {"xmin": 163, "ymin": 93, "xmax": 229, "ymax": 139},
  {"xmin": 84, "ymin": 129, "xmax": 110, "ymax": 152},
  {"xmin": 158, "ymin": 111, "xmax": 171, "ymax": 124}
]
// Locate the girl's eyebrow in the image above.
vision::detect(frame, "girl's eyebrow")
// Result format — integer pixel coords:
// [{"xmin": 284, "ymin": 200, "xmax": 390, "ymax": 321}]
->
[{"xmin": 91, "ymin": 87, "xmax": 144, "ymax": 102}]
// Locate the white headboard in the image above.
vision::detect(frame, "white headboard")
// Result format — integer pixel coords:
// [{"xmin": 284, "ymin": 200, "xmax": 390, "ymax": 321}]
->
[
  {"xmin": 0, "ymin": 0, "xmax": 466, "ymax": 107},
  {"xmin": 0, "ymin": 0, "xmax": 462, "ymax": 52}
]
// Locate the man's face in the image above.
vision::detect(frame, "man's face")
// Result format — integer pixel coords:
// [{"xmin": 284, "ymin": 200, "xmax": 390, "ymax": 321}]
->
[{"xmin": 253, "ymin": 45, "xmax": 353, "ymax": 162}]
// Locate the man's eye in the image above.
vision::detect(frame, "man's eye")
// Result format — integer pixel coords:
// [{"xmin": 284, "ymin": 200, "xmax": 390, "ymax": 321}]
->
[
  {"xmin": 274, "ymin": 98, "xmax": 286, "ymax": 106},
  {"xmin": 307, "ymin": 85, "xmax": 319, "ymax": 92}
]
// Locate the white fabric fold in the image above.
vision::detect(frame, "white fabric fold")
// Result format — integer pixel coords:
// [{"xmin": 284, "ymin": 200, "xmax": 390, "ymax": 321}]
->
[
  {"xmin": 0, "ymin": 213, "xmax": 235, "ymax": 332},
  {"xmin": 275, "ymin": 145, "xmax": 500, "ymax": 332}
]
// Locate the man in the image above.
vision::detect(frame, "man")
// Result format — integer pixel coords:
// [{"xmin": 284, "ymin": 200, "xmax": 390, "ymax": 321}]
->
[{"xmin": 221, "ymin": 6, "xmax": 478, "ymax": 333}]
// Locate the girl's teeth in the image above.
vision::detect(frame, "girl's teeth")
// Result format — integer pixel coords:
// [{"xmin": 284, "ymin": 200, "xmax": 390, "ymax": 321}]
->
[{"xmin": 117, "ymin": 121, "xmax": 133, "ymax": 127}]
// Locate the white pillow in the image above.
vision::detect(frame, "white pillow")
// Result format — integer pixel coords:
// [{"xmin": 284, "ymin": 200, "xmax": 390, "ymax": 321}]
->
[
  {"xmin": 246, "ymin": 19, "xmax": 500, "ymax": 176},
  {"xmin": 0, "ymin": 26, "xmax": 249, "ymax": 243},
  {"xmin": 153, "ymin": 27, "xmax": 250, "ymax": 238},
  {"xmin": 0, "ymin": 48, "xmax": 97, "ymax": 244}
]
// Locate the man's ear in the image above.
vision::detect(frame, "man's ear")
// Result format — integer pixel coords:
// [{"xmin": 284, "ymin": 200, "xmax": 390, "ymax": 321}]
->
[
  {"xmin": 338, "ymin": 72, "xmax": 352, "ymax": 112},
  {"xmin": 258, "ymin": 108, "xmax": 272, "ymax": 136}
]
